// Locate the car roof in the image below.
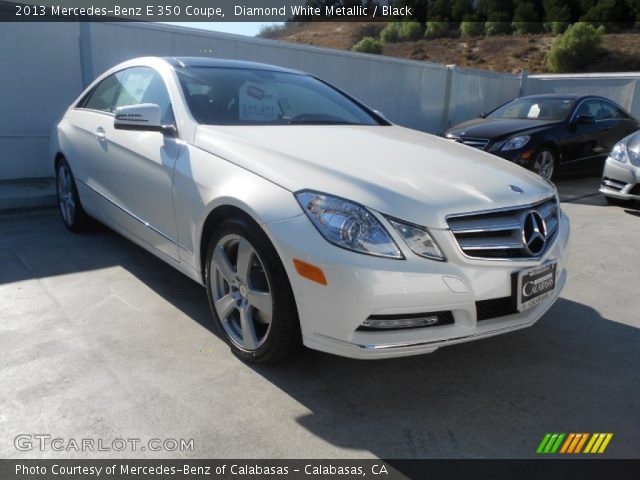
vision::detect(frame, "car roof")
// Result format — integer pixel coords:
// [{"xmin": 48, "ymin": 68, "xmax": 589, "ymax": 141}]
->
[
  {"xmin": 516, "ymin": 93, "xmax": 622, "ymax": 103},
  {"xmin": 517, "ymin": 93, "xmax": 582, "ymax": 101},
  {"xmin": 163, "ymin": 57, "xmax": 303, "ymax": 74}
]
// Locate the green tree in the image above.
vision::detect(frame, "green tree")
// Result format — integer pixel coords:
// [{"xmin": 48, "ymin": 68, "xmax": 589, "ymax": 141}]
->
[
  {"xmin": 451, "ymin": 0, "xmax": 474, "ymax": 22},
  {"xmin": 428, "ymin": 0, "xmax": 452, "ymax": 20},
  {"xmin": 579, "ymin": 0, "xmax": 625, "ymax": 23},
  {"xmin": 485, "ymin": 12, "xmax": 513, "ymax": 35},
  {"xmin": 546, "ymin": 22, "xmax": 605, "ymax": 72},
  {"xmin": 399, "ymin": 21, "xmax": 423, "ymax": 40},
  {"xmin": 380, "ymin": 22, "xmax": 402, "ymax": 42},
  {"xmin": 543, "ymin": 0, "xmax": 571, "ymax": 33},
  {"xmin": 425, "ymin": 19, "xmax": 450, "ymax": 38},
  {"xmin": 512, "ymin": 1, "xmax": 543, "ymax": 33},
  {"xmin": 477, "ymin": 0, "xmax": 515, "ymax": 21},
  {"xmin": 460, "ymin": 14, "xmax": 485, "ymax": 36}
]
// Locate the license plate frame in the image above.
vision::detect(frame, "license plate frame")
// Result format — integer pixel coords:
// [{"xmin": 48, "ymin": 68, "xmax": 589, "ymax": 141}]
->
[{"xmin": 516, "ymin": 261, "xmax": 558, "ymax": 312}]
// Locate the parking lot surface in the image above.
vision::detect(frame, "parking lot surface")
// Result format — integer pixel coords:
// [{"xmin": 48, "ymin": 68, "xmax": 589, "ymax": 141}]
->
[{"xmin": 1, "ymin": 176, "xmax": 639, "ymax": 459}]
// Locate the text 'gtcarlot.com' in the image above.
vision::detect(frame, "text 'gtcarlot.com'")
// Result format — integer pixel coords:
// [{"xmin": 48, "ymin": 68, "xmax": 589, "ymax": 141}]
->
[{"xmin": 14, "ymin": 434, "xmax": 194, "ymax": 452}]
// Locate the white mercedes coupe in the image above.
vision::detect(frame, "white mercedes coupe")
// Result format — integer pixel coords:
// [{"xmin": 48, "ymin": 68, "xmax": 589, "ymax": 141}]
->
[{"xmin": 51, "ymin": 57, "xmax": 570, "ymax": 363}]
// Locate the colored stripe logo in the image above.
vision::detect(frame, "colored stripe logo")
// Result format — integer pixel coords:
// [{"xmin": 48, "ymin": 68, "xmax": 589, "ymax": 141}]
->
[{"xmin": 537, "ymin": 433, "xmax": 613, "ymax": 454}]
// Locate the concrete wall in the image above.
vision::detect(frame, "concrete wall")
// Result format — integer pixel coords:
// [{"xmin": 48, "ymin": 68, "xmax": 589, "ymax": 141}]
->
[
  {"xmin": 1, "ymin": 22, "xmax": 639, "ymax": 180},
  {"xmin": 526, "ymin": 73, "xmax": 640, "ymax": 117},
  {"xmin": 0, "ymin": 23, "xmax": 84, "ymax": 179},
  {"xmin": 0, "ymin": 22, "xmax": 520, "ymax": 180}
]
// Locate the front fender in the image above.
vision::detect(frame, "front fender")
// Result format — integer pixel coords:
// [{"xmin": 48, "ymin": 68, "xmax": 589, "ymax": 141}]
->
[{"xmin": 173, "ymin": 144, "xmax": 302, "ymax": 276}]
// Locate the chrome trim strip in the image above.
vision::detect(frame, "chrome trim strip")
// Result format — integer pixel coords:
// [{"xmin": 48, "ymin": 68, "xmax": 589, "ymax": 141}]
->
[
  {"xmin": 445, "ymin": 196, "xmax": 556, "ymax": 220},
  {"xmin": 451, "ymin": 222, "xmax": 521, "ymax": 233}
]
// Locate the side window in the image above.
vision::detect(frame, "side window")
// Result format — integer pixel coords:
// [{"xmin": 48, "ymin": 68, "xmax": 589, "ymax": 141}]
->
[
  {"xmin": 114, "ymin": 67, "xmax": 174, "ymax": 125},
  {"xmin": 597, "ymin": 101, "xmax": 626, "ymax": 120},
  {"xmin": 81, "ymin": 73, "xmax": 124, "ymax": 113},
  {"xmin": 573, "ymin": 99, "xmax": 600, "ymax": 119}
]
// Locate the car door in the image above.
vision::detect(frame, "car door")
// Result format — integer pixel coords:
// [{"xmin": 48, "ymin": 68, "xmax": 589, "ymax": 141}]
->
[
  {"xmin": 91, "ymin": 67, "xmax": 181, "ymax": 260},
  {"xmin": 559, "ymin": 98, "xmax": 610, "ymax": 173},
  {"xmin": 65, "ymin": 73, "xmax": 124, "ymax": 218},
  {"xmin": 597, "ymin": 100, "xmax": 639, "ymax": 150}
]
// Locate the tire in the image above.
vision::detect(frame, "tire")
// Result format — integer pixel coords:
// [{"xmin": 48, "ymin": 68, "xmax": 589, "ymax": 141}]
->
[
  {"xmin": 604, "ymin": 195, "xmax": 632, "ymax": 207},
  {"xmin": 530, "ymin": 148, "xmax": 558, "ymax": 181},
  {"xmin": 55, "ymin": 158, "xmax": 91, "ymax": 232},
  {"xmin": 205, "ymin": 217, "xmax": 301, "ymax": 364}
]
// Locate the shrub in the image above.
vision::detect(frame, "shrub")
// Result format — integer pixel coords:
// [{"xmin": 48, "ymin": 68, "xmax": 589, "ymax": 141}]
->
[
  {"xmin": 399, "ymin": 21, "xmax": 423, "ymax": 41},
  {"xmin": 485, "ymin": 13, "xmax": 512, "ymax": 36},
  {"xmin": 380, "ymin": 22, "xmax": 402, "ymax": 43},
  {"xmin": 460, "ymin": 19, "xmax": 484, "ymax": 37},
  {"xmin": 351, "ymin": 37, "xmax": 383, "ymax": 54},
  {"xmin": 544, "ymin": 21, "xmax": 570, "ymax": 34},
  {"xmin": 425, "ymin": 21, "xmax": 450, "ymax": 39},
  {"xmin": 546, "ymin": 23, "xmax": 605, "ymax": 72}
]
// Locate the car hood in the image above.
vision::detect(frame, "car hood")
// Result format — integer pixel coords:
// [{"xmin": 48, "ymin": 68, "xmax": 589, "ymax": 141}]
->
[
  {"xmin": 194, "ymin": 125, "xmax": 554, "ymax": 228},
  {"xmin": 445, "ymin": 117, "xmax": 559, "ymax": 140}
]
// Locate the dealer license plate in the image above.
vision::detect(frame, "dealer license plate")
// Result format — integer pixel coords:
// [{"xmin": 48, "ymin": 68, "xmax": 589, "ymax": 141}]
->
[{"xmin": 517, "ymin": 261, "xmax": 557, "ymax": 312}]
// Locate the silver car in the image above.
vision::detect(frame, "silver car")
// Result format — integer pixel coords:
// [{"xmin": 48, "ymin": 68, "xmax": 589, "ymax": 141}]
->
[{"xmin": 600, "ymin": 131, "xmax": 640, "ymax": 205}]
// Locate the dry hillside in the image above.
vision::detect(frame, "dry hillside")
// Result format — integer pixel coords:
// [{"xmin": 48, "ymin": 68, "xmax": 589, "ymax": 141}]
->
[{"xmin": 260, "ymin": 22, "xmax": 640, "ymax": 74}]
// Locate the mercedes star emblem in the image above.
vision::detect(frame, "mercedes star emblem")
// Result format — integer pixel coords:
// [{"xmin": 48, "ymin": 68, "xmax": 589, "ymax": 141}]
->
[{"xmin": 521, "ymin": 210, "xmax": 547, "ymax": 256}]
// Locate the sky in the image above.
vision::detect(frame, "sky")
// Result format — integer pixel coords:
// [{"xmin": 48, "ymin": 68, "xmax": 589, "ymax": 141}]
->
[{"xmin": 164, "ymin": 22, "xmax": 281, "ymax": 37}]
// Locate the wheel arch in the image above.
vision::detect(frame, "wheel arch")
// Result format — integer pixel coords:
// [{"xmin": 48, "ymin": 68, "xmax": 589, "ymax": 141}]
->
[
  {"xmin": 198, "ymin": 203, "xmax": 264, "ymax": 280},
  {"xmin": 537, "ymin": 141, "xmax": 560, "ymax": 161},
  {"xmin": 54, "ymin": 152, "xmax": 66, "ymax": 169}
]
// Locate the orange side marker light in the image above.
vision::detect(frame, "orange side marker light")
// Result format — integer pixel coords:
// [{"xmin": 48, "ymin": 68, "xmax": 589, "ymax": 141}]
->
[{"xmin": 293, "ymin": 259, "xmax": 327, "ymax": 285}]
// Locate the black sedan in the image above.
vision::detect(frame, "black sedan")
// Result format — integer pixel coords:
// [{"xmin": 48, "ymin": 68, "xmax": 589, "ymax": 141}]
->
[{"xmin": 444, "ymin": 94, "xmax": 640, "ymax": 180}]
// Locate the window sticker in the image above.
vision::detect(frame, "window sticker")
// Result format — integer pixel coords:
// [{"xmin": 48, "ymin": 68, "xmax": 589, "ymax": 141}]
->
[
  {"xmin": 527, "ymin": 103, "xmax": 541, "ymax": 118},
  {"xmin": 239, "ymin": 81, "xmax": 279, "ymax": 121}
]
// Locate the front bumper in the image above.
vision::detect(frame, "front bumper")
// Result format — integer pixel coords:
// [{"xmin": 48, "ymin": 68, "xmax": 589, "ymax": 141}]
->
[
  {"xmin": 265, "ymin": 209, "xmax": 570, "ymax": 359},
  {"xmin": 599, "ymin": 156, "xmax": 640, "ymax": 200}
]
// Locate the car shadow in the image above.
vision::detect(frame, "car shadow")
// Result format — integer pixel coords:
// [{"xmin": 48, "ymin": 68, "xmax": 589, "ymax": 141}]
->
[{"xmin": 2, "ymin": 212, "xmax": 639, "ymax": 459}]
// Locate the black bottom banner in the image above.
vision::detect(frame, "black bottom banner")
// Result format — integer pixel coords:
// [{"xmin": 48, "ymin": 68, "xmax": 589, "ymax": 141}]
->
[{"xmin": 1, "ymin": 459, "xmax": 639, "ymax": 480}]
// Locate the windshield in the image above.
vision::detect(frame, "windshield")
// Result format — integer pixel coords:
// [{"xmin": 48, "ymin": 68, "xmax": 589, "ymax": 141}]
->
[
  {"xmin": 488, "ymin": 97, "xmax": 575, "ymax": 121},
  {"xmin": 177, "ymin": 67, "xmax": 383, "ymax": 126}
]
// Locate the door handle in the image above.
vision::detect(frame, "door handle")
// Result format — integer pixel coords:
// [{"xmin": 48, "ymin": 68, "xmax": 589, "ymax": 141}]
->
[{"xmin": 95, "ymin": 127, "xmax": 106, "ymax": 140}]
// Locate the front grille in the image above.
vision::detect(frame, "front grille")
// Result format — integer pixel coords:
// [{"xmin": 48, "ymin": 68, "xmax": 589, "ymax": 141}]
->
[
  {"xmin": 602, "ymin": 177, "xmax": 626, "ymax": 192},
  {"xmin": 447, "ymin": 197, "xmax": 559, "ymax": 259},
  {"xmin": 476, "ymin": 297, "xmax": 517, "ymax": 321},
  {"xmin": 460, "ymin": 137, "xmax": 490, "ymax": 150}
]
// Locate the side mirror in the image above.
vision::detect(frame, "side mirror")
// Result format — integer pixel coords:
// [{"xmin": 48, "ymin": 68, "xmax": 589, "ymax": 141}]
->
[
  {"xmin": 572, "ymin": 114, "xmax": 595, "ymax": 126},
  {"xmin": 479, "ymin": 112, "xmax": 487, "ymax": 119},
  {"xmin": 114, "ymin": 104, "xmax": 176, "ymax": 135}
]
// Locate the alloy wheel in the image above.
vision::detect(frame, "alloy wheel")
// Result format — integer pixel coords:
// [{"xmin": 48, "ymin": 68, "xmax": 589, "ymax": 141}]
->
[
  {"xmin": 533, "ymin": 151, "xmax": 555, "ymax": 180},
  {"xmin": 210, "ymin": 234, "xmax": 273, "ymax": 351},
  {"xmin": 57, "ymin": 164, "xmax": 76, "ymax": 226}
]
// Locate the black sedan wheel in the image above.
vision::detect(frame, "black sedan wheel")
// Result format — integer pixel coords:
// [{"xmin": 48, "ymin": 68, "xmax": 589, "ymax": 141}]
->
[{"xmin": 531, "ymin": 149, "xmax": 557, "ymax": 181}]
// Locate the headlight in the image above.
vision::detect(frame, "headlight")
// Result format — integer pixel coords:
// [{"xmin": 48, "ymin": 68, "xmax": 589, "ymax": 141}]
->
[
  {"xmin": 630, "ymin": 148, "xmax": 640, "ymax": 167},
  {"xmin": 295, "ymin": 191, "xmax": 403, "ymax": 259},
  {"xmin": 386, "ymin": 217, "xmax": 446, "ymax": 261},
  {"xmin": 501, "ymin": 135, "xmax": 530, "ymax": 151},
  {"xmin": 609, "ymin": 142, "xmax": 627, "ymax": 163}
]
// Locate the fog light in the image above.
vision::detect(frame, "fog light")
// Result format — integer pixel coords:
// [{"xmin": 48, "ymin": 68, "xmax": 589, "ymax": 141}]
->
[{"xmin": 358, "ymin": 311, "xmax": 454, "ymax": 331}]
